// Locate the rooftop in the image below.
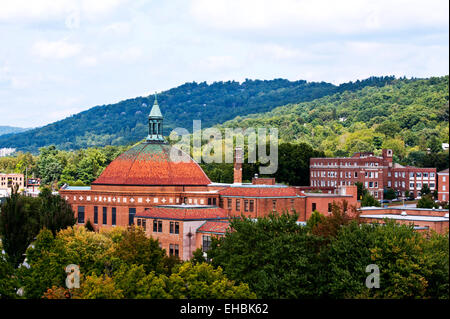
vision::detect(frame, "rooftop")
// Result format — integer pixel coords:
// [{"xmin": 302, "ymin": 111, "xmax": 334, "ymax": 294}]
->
[{"xmin": 360, "ymin": 214, "xmax": 449, "ymax": 222}]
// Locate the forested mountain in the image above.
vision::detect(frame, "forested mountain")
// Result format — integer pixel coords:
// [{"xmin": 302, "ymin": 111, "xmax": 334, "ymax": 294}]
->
[
  {"xmin": 219, "ymin": 76, "xmax": 449, "ymax": 166},
  {"xmin": 0, "ymin": 126, "xmax": 29, "ymax": 136},
  {"xmin": 0, "ymin": 77, "xmax": 395, "ymax": 153}
]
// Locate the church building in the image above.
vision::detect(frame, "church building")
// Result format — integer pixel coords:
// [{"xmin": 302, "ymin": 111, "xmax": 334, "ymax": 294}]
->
[{"xmin": 60, "ymin": 96, "xmax": 358, "ymax": 260}]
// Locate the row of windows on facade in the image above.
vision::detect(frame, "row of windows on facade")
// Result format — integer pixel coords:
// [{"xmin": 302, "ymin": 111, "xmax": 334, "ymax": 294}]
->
[
  {"xmin": 311, "ymin": 171, "xmax": 436, "ymax": 179},
  {"xmin": 221, "ymin": 198, "xmax": 295, "ymax": 212},
  {"xmin": 312, "ymin": 162, "xmax": 381, "ymax": 167},
  {"xmin": 135, "ymin": 218, "xmax": 180, "ymax": 234},
  {"xmin": 77, "ymin": 206, "xmax": 136, "ymax": 225}
]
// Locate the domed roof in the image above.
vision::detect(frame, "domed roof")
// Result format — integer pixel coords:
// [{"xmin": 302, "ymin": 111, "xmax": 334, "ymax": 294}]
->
[{"xmin": 92, "ymin": 142, "xmax": 211, "ymax": 186}]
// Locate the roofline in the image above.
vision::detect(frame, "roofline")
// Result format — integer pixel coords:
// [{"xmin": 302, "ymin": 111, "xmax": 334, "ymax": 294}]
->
[
  {"xmin": 219, "ymin": 195, "xmax": 300, "ymax": 199},
  {"xmin": 91, "ymin": 183, "xmax": 210, "ymax": 187},
  {"xmin": 134, "ymin": 216, "xmax": 229, "ymax": 221}
]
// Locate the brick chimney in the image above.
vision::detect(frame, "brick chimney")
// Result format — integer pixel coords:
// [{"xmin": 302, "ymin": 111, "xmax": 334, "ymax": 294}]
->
[{"xmin": 233, "ymin": 147, "xmax": 243, "ymax": 184}]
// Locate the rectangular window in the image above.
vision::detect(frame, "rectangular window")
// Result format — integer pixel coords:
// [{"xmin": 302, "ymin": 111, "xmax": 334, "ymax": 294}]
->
[
  {"xmin": 137, "ymin": 218, "xmax": 141, "ymax": 226},
  {"xmin": 170, "ymin": 221, "xmax": 179, "ymax": 234},
  {"xmin": 202, "ymin": 235, "xmax": 212, "ymax": 252},
  {"xmin": 102, "ymin": 207, "xmax": 107, "ymax": 225},
  {"xmin": 312, "ymin": 203, "xmax": 317, "ymax": 212},
  {"xmin": 142, "ymin": 219, "xmax": 146, "ymax": 231},
  {"xmin": 128, "ymin": 208, "xmax": 136, "ymax": 225},
  {"xmin": 208, "ymin": 198, "xmax": 212, "ymax": 205},
  {"xmin": 290, "ymin": 199, "xmax": 295, "ymax": 211},
  {"xmin": 249, "ymin": 200, "xmax": 254, "ymax": 212},
  {"xmin": 430, "ymin": 173, "xmax": 435, "ymax": 178},
  {"xmin": 328, "ymin": 203, "xmax": 332, "ymax": 212},
  {"xmin": 236, "ymin": 199, "xmax": 240, "ymax": 211},
  {"xmin": 213, "ymin": 198, "xmax": 217, "ymax": 206},
  {"xmin": 416, "ymin": 172, "xmax": 422, "ymax": 178},
  {"xmin": 272, "ymin": 200, "xmax": 276, "ymax": 211},
  {"xmin": 112, "ymin": 207, "xmax": 116, "ymax": 226},
  {"xmin": 158, "ymin": 220, "xmax": 162, "ymax": 232},
  {"xmin": 77, "ymin": 206, "xmax": 85, "ymax": 224},
  {"xmin": 227, "ymin": 198, "xmax": 232, "ymax": 208},
  {"xmin": 244, "ymin": 200, "xmax": 249, "ymax": 212},
  {"xmin": 94, "ymin": 206, "xmax": 98, "ymax": 224},
  {"xmin": 354, "ymin": 172, "xmax": 358, "ymax": 178},
  {"xmin": 153, "ymin": 220, "xmax": 158, "ymax": 232},
  {"xmin": 423, "ymin": 173, "xmax": 428, "ymax": 178}
]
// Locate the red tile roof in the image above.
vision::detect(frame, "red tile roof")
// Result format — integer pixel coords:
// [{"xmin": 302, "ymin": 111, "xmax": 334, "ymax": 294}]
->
[
  {"xmin": 197, "ymin": 221, "xmax": 230, "ymax": 234},
  {"xmin": 135, "ymin": 205, "xmax": 229, "ymax": 220},
  {"xmin": 92, "ymin": 143, "xmax": 211, "ymax": 186},
  {"xmin": 218, "ymin": 186, "xmax": 299, "ymax": 197}
]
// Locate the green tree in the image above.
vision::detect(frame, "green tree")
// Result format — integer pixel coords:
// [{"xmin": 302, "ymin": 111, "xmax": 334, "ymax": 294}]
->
[
  {"xmin": 208, "ymin": 212, "xmax": 324, "ymax": 298},
  {"xmin": 417, "ymin": 194, "xmax": 437, "ymax": 209},
  {"xmin": 325, "ymin": 221, "xmax": 448, "ymax": 298},
  {"xmin": 384, "ymin": 188, "xmax": 397, "ymax": 200},
  {"xmin": 0, "ymin": 187, "xmax": 40, "ymax": 267},
  {"xmin": 0, "ymin": 252, "xmax": 19, "ymax": 298},
  {"xmin": 38, "ymin": 187, "xmax": 75, "ymax": 235},
  {"xmin": 361, "ymin": 193, "xmax": 381, "ymax": 207}
]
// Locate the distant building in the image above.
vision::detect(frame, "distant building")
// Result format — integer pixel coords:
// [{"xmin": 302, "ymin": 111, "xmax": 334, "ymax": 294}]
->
[
  {"xmin": 0, "ymin": 173, "xmax": 24, "ymax": 193},
  {"xmin": 0, "ymin": 148, "xmax": 16, "ymax": 157},
  {"xmin": 309, "ymin": 149, "xmax": 437, "ymax": 199},
  {"xmin": 437, "ymin": 169, "xmax": 449, "ymax": 202},
  {"xmin": 359, "ymin": 206, "xmax": 449, "ymax": 235}
]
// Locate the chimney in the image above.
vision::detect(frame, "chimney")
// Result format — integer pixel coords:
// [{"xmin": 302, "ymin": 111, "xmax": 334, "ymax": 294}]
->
[{"xmin": 233, "ymin": 147, "xmax": 243, "ymax": 184}]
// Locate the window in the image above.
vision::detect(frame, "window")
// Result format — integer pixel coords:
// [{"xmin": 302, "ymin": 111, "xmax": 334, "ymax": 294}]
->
[
  {"xmin": 213, "ymin": 198, "xmax": 217, "ymax": 205},
  {"xmin": 443, "ymin": 176, "xmax": 447, "ymax": 182},
  {"xmin": 169, "ymin": 244, "xmax": 179, "ymax": 256},
  {"xmin": 430, "ymin": 173, "xmax": 435, "ymax": 178},
  {"xmin": 312, "ymin": 203, "xmax": 317, "ymax": 212},
  {"xmin": 202, "ymin": 235, "xmax": 212, "ymax": 252},
  {"xmin": 354, "ymin": 172, "xmax": 358, "ymax": 178},
  {"xmin": 227, "ymin": 198, "xmax": 232, "ymax": 208},
  {"xmin": 236, "ymin": 199, "xmax": 240, "ymax": 211},
  {"xmin": 328, "ymin": 203, "xmax": 332, "ymax": 212},
  {"xmin": 102, "ymin": 207, "xmax": 107, "ymax": 225},
  {"xmin": 249, "ymin": 200, "xmax": 254, "ymax": 212},
  {"xmin": 77, "ymin": 206, "xmax": 85, "ymax": 224},
  {"xmin": 369, "ymin": 181, "xmax": 373, "ymax": 188},
  {"xmin": 94, "ymin": 206, "xmax": 98, "ymax": 224},
  {"xmin": 128, "ymin": 207, "xmax": 136, "ymax": 225},
  {"xmin": 416, "ymin": 172, "xmax": 422, "ymax": 178},
  {"xmin": 219, "ymin": 198, "xmax": 223, "ymax": 207},
  {"xmin": 410, "ymin": 172, "xmax": 414, "ymax": 178},
  {"xmin": 244, "ymin": 200, "xmax": 249, "ymax": 212},
  {"xmin": 170, "ymin": 221, "xmax": 180, "ymax": 234},
  {"xmin": 153, "ymin": 220, "xmax": 163, "ymax": 232},
  {"xmin": 423, "ymin": 173, "xmax": 428, "ymax": 178},
  {"xmin": 137, "ymin": 218, "xmax": 141, "ymax": 226},
  {"xmin": 142, "ymin": 219, "xmax": 146, "ymax": 231},
  {"xmin": 208, "ymin": 198, "xmax": 212, "ymax": 205},
  {"xmin": 272, "ymin": 200, "xmax": 277, "ymax": 211},
  {"xmin": 394, "ymin": 172, "xmax": 398, "ymax": 178},
  {"xmin": 291, "ymin": 199, "xmax": 295, "ymax": 211},
  {"xmin": 112, "ymin": 207, "xmax": 116, "ymax": 226},
  {"xmin": 430, "ymin": 183, "xmax": 435, "ymax": 188}
]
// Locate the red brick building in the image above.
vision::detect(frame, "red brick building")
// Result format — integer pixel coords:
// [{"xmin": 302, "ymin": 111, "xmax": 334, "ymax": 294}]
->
[
  {"xmin": 437, "ymin": 168, "xmax": 449, "ymax": 202},
  {"xmin": 359, "ymin": 206, "xmax": 449, "ymax": 234},
  {"xmin": 309, "ymin": 149, "xmax": 437, "ymax": 200},
  {"xmin": 59, "ymin": 97, "xmax": 359, "ymax": 260}
]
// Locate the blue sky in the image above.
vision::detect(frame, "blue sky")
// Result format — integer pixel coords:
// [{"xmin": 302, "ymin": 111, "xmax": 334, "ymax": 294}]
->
[{"xmin": 0, "ymin": 0, "xmax": 448, "ymax": 128}]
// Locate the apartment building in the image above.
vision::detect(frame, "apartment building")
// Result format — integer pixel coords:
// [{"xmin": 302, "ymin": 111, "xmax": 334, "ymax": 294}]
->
[{"xmin": 310, "ymin": 149, "xmax": 436, "ymax": 199}]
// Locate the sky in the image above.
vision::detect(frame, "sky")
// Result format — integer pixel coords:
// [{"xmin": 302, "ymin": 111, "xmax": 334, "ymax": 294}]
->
[{"xmin": 0, "ymin": 0, "xmax": 448, "ymax": 128}]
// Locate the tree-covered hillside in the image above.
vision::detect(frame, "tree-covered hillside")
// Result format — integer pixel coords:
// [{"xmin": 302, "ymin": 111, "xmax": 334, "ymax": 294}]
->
[
  {"xmin": 0, "ymin": 77, "xmax": 395, "ymax": 153},
  {"xmin": 219, "ymin": 76, "xmax": 449, "ymax": 165},
  {"xmin": 0, "ymin": 126, "xmax": 29, "ymax": 137}
]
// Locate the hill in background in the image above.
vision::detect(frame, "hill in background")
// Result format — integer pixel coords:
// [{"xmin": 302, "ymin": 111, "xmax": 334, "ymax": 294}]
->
[
  {"xmin": 219, "ymin": 76, "xmax": 449, "ymax": 163},
  {"xmin": 0, "ymin": 76, "xmax": 396, "ymax": 153},
  {"xmin": 0, "ymin": 126, "xmax": 30, "ymax": 137}
]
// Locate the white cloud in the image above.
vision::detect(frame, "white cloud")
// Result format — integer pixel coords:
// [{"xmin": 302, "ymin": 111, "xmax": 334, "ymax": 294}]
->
[
  {"xmin": 0, "ymin": 0, "xmax": 129, "ymax": 25},
  {"xmin": 32, "ymin": 40, "xmax": 83, "ymax": 59},
  {"xmin": 190, "ymin": 0, "xmax": 449, "ymax": 35}
]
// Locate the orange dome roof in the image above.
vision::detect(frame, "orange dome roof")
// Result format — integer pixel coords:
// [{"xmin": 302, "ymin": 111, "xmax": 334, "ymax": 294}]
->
[{"xmin": 92, "ymin": 142, "xmax": 211, "ymax": 186}]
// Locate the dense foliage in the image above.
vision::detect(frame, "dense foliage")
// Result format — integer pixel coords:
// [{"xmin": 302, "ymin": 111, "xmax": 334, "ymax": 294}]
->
[
  {"xmin": 0, "ymin": 77, "xmax": 397, "ymax": 153},
  {"xmin": 208, "ymin": 207, "xmax": 449, "ymax": 299},
  {"xmin": 219, "ymin": 76, "xmax": 449, "ymax": 166},
  {"xmin": 17, "ymin": 226, "xmax": 255, "ymax": 299},
  {"xmin": 0, "ymin": 189, "xmax": 75, "ymax": 267}
]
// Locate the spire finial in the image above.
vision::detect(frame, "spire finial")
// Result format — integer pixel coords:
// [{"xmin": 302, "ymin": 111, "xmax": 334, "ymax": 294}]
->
[{"xmin": 154, "ymin": 91, "xmax": 158, "ymax": 105}]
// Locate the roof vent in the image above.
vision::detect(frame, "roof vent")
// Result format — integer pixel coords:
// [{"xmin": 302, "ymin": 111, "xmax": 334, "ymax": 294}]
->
[{"xmin": 401, "ymin": 211, "xmax": 407, "ymax": 216}]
